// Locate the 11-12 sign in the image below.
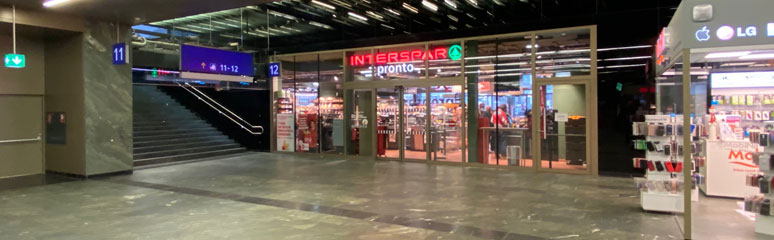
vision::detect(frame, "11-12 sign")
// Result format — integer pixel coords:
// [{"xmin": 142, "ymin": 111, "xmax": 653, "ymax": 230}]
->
[{"xmin": 112, "ymin": 43, "xmax": 129, "ymax": 65}]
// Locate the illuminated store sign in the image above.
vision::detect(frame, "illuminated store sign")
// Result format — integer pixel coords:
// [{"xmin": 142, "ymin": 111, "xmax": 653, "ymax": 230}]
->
[
  {"xmin": 656, "ymin": 28, "xmax": 668, "ymax": 64},
  {"xmin": 696, "ymin": 23, "xmax": 772, "ymax": 42},
  {"xmin": 349, "ymin": 45, "xmax": 460, "ymax": 66},
  {"xmin": 711, "ymin": 72, "xmax": 774, "ymax": 88}
]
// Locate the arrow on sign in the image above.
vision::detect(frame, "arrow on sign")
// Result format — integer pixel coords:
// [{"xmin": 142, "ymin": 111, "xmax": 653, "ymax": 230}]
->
[
  {"xmin": 12, "ymin": 56, "xmax": 21, "ymax": 65},
  {"xmin": 201, "ymin": 62, "xmax": 206, "ymax": 69},
  {"xmin": 4, "ymin": 57, "xmax": 8, "ymax": 65}
]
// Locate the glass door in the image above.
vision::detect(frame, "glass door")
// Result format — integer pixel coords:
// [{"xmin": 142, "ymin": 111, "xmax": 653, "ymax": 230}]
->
[
  {"xmin": 348, "ymin": 89, "xmax": 374, "ymax": 157},
  {"xmin": 376, "ymin": 88, "xmax": 400, "ymax": 159},
  {"xmin": 430, "ymin": 85, "xmax": 464, "ymax": 162},
  {"xmin": 537, "ymin": 84, "xmax": 588, "ymax": 171},
  {"xmin": 403, "ymin": 87, "xmax": 427, "ymax": 161}
]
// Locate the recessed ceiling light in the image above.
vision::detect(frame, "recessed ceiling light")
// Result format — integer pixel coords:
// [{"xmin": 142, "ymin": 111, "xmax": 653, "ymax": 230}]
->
[
  {"xmin": 421, "ymin": 0, "xmax": 438, "ymax": 12},
  {"xmin": 386, "ymin": 9, "xmax": 401, "ymax": 16},
  {"xmin": 43, "ymin": 0, "xmax": 71, "ymax": 7},
  {"xmin": 348, "ymin": 12, "xmax": 368, "ymax": 22},
  {"xmin": 311, "ymin": 0, "xmax": 336, "ymax": 10},
  {"xmin": 705, "ymin": 51, "xmax": 751, "ymax": 59},
  {"xmin": 402, "ymin": 3, "xmax": 419, "ymax": 14},
  {"xmin": 739, "ymin": 53, "xmax": 774, "ymax": 60},
  {"xmin": 444, "ymin": 0, "xmax": 457, "ymax": 9}
]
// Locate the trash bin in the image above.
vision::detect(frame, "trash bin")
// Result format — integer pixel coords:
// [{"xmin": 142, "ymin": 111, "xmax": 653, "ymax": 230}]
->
[{"xmin": 507, "ymin": 146, "xmax": 521, "ymax": 166}]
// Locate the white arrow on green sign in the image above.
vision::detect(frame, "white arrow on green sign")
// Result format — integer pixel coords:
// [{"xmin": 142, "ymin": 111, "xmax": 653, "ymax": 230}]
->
[{"xmin": 4, "ymin": 54, "xmax": 25, "ymax": 68}]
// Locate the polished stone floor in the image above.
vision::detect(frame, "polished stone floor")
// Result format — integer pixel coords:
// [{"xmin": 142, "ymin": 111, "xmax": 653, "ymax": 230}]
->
[{"xmin": 0, "ymin": 152, "xmax": 772, "ymax": 240}]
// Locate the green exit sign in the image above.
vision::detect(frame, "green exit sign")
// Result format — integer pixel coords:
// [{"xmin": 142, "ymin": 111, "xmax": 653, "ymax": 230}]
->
[{"xmin": 4, "ymin": 54, "xmax": 25, "ymax": 68}]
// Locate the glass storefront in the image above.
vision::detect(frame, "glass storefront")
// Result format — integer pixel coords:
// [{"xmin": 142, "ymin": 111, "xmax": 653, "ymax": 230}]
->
[{"xmin": 271, "ymin": 26, "xmax": 598, "ymax": 174}]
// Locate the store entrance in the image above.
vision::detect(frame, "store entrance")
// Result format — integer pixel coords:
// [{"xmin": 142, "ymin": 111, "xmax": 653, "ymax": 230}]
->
[
  {"xmin": 374, "ymin": 85, "xmax": 465, "ymax": 162},
  {"xmin": 537, "ymin": 83, "xmax": 589, "ymax": 172}
]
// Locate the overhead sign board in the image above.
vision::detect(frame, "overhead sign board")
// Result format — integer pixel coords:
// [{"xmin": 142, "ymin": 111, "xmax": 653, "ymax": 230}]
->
[
  {"xmin": 4, "ymin": 54, "xmax": 25, "ymax": 68},
  {"xmin": 268, "ymin": 62, "xmax": 280, "ymax": 77},
  {"xmin": 180, "ymin": 44, "xmax": 254, "ymax": 76},
  {"xmin": 112, "ymin": 43, "xmax": 129, "ymax": 65}
]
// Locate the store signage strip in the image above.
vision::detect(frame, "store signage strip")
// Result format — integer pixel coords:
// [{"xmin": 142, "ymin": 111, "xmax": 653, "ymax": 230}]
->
[
  {"xmin": 350, "ymin": 44, "xmax": 461, "ymax": 66},
  {"xmin": 696, "ymin": 22, "xmax": 774, "ymax": 42}
]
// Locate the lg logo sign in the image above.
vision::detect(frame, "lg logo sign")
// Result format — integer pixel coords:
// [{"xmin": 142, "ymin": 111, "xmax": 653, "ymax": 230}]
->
[{"xmin": 697, "ymin": 24, "xmax": 773, "ymax": 42}]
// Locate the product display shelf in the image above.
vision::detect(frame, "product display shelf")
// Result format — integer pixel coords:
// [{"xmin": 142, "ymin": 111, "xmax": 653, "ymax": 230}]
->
[
  {"xmin": 748, "ymin": 132, "xmax": 774, "ymax": 236},
  {"xmin": 633, "ymin": 115, "xmax": 699, "ymax": 213}
]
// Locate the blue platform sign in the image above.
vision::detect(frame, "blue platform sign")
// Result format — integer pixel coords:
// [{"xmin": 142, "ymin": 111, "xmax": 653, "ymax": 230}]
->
[
  {"xmin": 268, "ymin": 62, "xmax": 280, "ymax": 77},
  {"xmin": 180, "ymin": 44, "xmax": 254, "ymax": 76},
  {"xmin": 112, "ymin": 43, "xmax": 129, "ymax": 65}
]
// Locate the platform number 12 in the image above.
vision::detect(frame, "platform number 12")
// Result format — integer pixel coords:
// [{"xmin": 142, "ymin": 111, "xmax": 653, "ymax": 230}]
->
[{"xmin": 268, "ymin": 62, "xmax": 280, "ymax": 77}]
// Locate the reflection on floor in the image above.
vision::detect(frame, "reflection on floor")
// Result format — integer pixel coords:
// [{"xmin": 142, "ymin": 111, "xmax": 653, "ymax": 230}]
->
[
  {"xmin": 381, "ymin": 150, "xmax": 585, "ymax": 170},
  {"xmin": 2, "ymin": 153, "xmax": 770, "ymax": 240}
]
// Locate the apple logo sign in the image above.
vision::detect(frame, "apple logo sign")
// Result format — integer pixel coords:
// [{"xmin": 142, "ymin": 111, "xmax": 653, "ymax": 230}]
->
[
  {"xmin": 696, "ymin": 26, "xmax": 711, "ymax": 41},
  {"xmin": 716, "ymin": 25, "xmax": 735, "ymax": 41}
]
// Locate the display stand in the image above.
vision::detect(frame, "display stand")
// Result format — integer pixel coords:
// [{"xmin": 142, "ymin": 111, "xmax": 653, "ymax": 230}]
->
[
  {"xmin": 746, "ymin": 131, "xmax": 774, "ymax": 236},
  {"xmin": 699, "ymin": 139, "xmax": 763, "ymax": 198},
  {"xmin": 633, "ymin": 115, "xmax": 699, "ymax": 213}
]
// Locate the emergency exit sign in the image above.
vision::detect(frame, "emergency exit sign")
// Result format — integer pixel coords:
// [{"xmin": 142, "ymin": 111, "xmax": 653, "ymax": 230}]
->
[{"xmin": 4, "ymin": 54, "xmax": 25, "ymax": 68}]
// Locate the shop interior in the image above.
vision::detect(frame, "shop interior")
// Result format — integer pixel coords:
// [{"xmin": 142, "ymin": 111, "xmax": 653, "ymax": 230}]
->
[{"xmin": 647, "ymin": 44, "xmax": 774, "ymax": 238}]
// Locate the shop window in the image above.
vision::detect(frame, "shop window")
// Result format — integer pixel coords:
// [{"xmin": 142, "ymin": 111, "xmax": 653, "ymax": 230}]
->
[
  {"xmin": 373, "ymin": 45, "xmax": 427, "ymax": 80},
  {"xmin": 319, "ymin": 52, "xmax": 345, "ymax": 154},
  {"xmin": 294, "ymin": 54, "xmax": 320, "ymax": 153},
  {"xmin": 534, "ymin": 29, "xmax": 591, "ymax": 78},
  {"xmin": 429, "ymin": 42, "xmax": 463, "ymax": 79},
  {"xmin": 346, "ymin": 49, "xmax": 373, "ymax": 82},
  {"xmin": 276, "ymin": 57, "xmax": 296, "ymax": 152}
]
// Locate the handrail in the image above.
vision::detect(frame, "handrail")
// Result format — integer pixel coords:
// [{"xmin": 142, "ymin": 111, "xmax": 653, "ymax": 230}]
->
[
  {"xmin": 183, "ymin": 82, "xmax": 263, "ymax": 130},
  {"xmin": 174, "ymin": 81, "xmax": 264, "ymax": 135},
  {"xmin": 0, "ymin": 134, "xmax": 41, "ymax": 144}
]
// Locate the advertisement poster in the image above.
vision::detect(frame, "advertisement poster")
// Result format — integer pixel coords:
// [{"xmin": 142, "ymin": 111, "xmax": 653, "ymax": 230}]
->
[
  {"xmin": 276, "ymin": 114, "xmax": 295, "ymax": 152},
  {"xmin": 296, "ymin": 114, "xmax": 318, "ymax": 152}
]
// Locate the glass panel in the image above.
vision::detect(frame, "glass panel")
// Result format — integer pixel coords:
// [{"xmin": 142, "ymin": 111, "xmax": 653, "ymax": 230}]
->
[
  {"xmin": 294, "ymin": 54, "xmax": 319, "ymax": 153},
  {"xmin": 349, "ymin": 90, "xmax": 373, "ymax": 156},
  {"xmin": 404, "ymin": 87, "xmax": 427, "ymax": 160},
  {"xmin": 466, "ymin": 38, "xmax": 498, "ymax": 164},
  {"xmin": 346, "ymin": 49, "xmax": 373, "ymax": 81},
  {"xmin": 430, "ymin": 85, "xmax": 464, "ymax": 162},
  {"xmin": 429, "ymin": 42, "xmax": 463, "ymax": 79},
  {"xmin": 377, "ymin": 88, "xmax": 400, "ymax": 159},
  {"xmin": 535, "ymin": 29, "xmax": 591, "ymax": 78},
  {"xmin": 374, "ymin": 45, "xmax": 427, "ymax": 80},
  {"xmin": 539, "ymin": 84, "xmax": 587, "ymax": 170},
  {"xmin": 319, "ymin": 52, "xmax": 344, "ymax": 154}
]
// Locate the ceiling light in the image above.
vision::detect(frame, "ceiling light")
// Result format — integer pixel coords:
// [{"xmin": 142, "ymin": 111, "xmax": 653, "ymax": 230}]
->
[
  {"xmin": 366, "ymin": 11, "xmax": 384, "ymax": 21},
  {"xmin": 348, "ymin": 12, "xmax": 368, "ymax": 22},
  {"xmin": 444, "ymin": 0, "xmax": 457, "ymax": 9},
  {"xmin": 309, "ymin": 21, "xmax": 333, "ymax": 29},
  {"xmin": 601, "ymin": 56, "xmax": 652, "ymax": 61},
  {"xmin": 402, "ymin": 3, "xmax": 419, "ymax": 14},
  {"xmin": 739, "ymin": 53, "xmax": 774, "ymax": 60},
  {"xmin": 229, "ymin": 42, "xmax": 239, "ymax": 46},
  {"xmin": 330, "ymin": 0, "xmax": 352, "ymax": 8},
  {"xmin": 381, "ymin": 24, "xmax": 395, "ymax": 30},
  {"xmin": 311, "ymin": 0, "xmax": 336, "ymax": 10},
  {"xmin": 386, "ymin": 8, "xmax": 401, "ymax": 16},
  {"xmin": 421, "ymin": 0, "xmax": 439, "ymax": 12},
  {"xmin": 597, "ymin": 45, "xmax": 652, "ymax": 52},
  {"xmin": 43, "ymin": 0, "xmax": 71, "ymax": 7},
  {"xmin": 466, "ymin": 0, "xmax": 478, "ymax": 7},
  {"xmin": 705, "ymin": 51, "xmax": 751, "ymax": 59},
  {"xmin": 447, "ymin": 15, "xmax": 458, "ymax": 22}
]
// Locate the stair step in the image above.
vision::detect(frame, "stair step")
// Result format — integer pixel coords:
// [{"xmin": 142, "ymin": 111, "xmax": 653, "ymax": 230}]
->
[
  {"xmin": 134, "ymin": 139, "xmax": 236, "ymax": 154},
  {"xmin": 133, "ymin": 131, "xmax": 224, "ymax": 142},
  {"xmin": 134, "ymin": 144, "xmax": 242, "ymax": 160},
  {"xmin": 133, "ymin": 135, "xmax": 231, "ymax": 148},
  {"xmin": 134, "ymin": 125, "xmax": 215, "ymax": 132},
  {"xmin": 134, "ymin": 128, "xmax": 218, "ymax": 137},
  {"xmin": 133, "ymin": 120, "xmax": 207, "ymax": 127},
  {"xmin": 133, "ymin": 148, "xmax": 246, "ymax": 167}
]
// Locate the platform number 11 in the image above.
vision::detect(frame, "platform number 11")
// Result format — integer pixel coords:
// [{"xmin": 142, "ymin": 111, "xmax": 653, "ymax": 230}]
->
[
  {"xmin": 268, "ymin": 62, "xmax": 280, "ymax": 77},
  {"xmin": 113, "ymin": 43, "xmax": 128, "ymax": 65}
]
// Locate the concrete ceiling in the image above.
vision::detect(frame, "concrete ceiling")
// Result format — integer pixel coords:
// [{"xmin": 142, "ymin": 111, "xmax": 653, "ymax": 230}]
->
[{"xmin": 0, "ymin": 0, "xmax": 277, "ymax": 24}]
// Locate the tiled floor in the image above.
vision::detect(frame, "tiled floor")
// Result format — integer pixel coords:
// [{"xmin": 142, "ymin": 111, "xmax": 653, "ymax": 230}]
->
[{"xmin": 0, "ymin": 152, "xmax": 771, "ymax": 240}]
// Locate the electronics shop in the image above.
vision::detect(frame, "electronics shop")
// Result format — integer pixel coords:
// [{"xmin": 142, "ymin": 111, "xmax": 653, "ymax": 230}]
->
[
  {"xmin": 270, "ymin": 25, "xmax": 599, "ymax": 175},
  {"xmin": 636, "ymin": 0, "xmax": 774, "ymax": 238}
]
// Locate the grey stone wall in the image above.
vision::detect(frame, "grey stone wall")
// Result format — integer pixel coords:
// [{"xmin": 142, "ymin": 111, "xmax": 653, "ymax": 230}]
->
[{"xmin": 82, "ymin": 22, "xmax": 133, "ymax": 175}]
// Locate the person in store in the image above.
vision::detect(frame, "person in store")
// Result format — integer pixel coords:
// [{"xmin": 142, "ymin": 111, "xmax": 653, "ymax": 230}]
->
[
  {"xmin": 492, "ymin": 104, "xmax": 511, "ymax": 157},
  {"xmin": 482, "ymin": 106, "xmax": 494, "ymax": 152}
]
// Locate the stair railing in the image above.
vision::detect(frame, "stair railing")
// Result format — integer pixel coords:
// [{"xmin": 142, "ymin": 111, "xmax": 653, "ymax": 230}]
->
[{"xmin": 174, "ymin": 81, "xmax": 264, "ymax": 135}]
